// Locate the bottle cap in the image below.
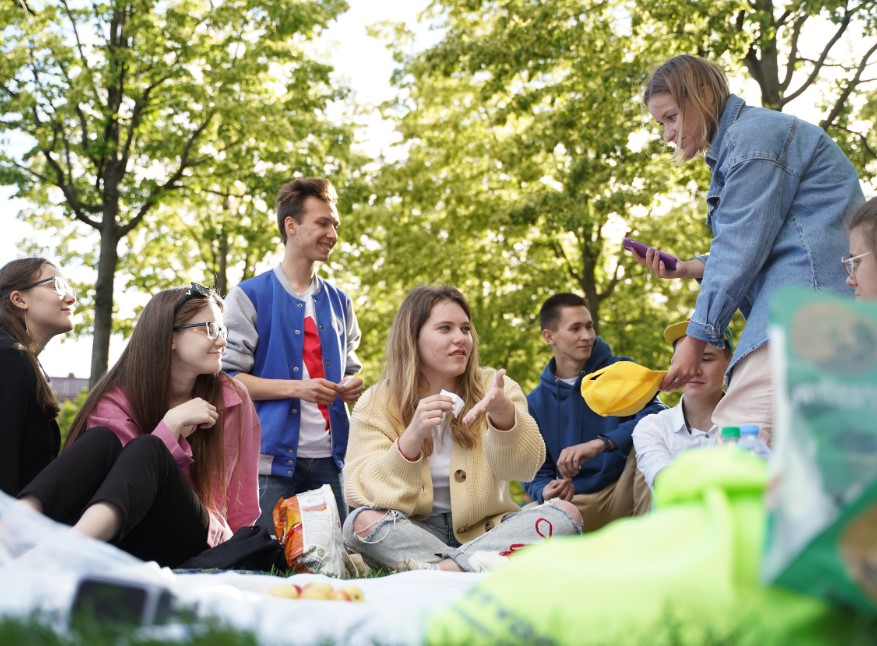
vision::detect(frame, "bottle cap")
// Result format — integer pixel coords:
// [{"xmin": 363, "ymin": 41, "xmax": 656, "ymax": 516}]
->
[
  {"xmin": 721, "ymin": 426, "xmax": 740, "ymax": 439},
  {"xmin": 740, "ymin": 423, "xmax": 760, "ymax": 436}
]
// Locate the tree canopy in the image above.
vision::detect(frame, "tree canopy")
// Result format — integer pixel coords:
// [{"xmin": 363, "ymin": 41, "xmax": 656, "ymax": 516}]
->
[
  {"xmin": 1, "ymin": 0, "xmax": 354, "ymax": 383},
  {"xmin": 4, "ymin": 0, "xmax": 875, "ymax": 389}
]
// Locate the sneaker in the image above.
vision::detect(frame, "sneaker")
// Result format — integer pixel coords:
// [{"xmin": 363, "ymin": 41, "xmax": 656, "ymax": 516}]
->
[
  {"xmin": 466, "ymin": 551, "xmax": 509, "ymax": 573},
  {"xmin": 398, "ymin": 558, "xmax": 440, "ymax": 571}
]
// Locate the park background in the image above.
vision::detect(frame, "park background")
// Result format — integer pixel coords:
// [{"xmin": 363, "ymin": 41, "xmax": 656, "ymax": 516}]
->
[{"xmin": 3, "ymin": 0, "xmax": 876, "ymax": 410}]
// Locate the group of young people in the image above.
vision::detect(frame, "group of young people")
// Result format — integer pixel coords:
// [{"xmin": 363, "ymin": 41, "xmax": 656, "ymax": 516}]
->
[{"xmin": 2, "ymin": 54, "xmax": 876, "ymax": 573}]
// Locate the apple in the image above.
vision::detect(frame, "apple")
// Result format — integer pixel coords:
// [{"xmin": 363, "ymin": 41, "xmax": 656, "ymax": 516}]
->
[
  {"xmin": 267, "ymin": 583, "xmax": 300, "ymax": 599},
  {"xmin": 339, "ymin": 584, "xmax": 365, "ymax": 602},
  {"xmin": 300, "ymin": 582, "xmax": 334, "ymax": 600},
  {"xmin": 331, "ymin": 589, "xmax": 351, "ymax": 602}
]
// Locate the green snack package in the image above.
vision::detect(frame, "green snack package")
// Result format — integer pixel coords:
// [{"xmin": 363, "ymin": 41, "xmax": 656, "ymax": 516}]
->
[
  {"xmin": 763, "ymin": 287, "xmax": 877, "ymax": 615},
  {"xmin": 427, "ymin": 448, "xmax": 864, "ymax": 645}
]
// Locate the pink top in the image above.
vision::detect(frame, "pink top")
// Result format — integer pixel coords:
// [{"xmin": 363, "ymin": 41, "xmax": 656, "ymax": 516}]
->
[{"xmin": 87, "ymin": 376, "xmax": 262, "ymax": 548}]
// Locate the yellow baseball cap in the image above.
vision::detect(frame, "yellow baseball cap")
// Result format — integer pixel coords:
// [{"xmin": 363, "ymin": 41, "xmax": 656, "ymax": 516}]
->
[
  {"xmin": 580, "ymin": 362, "xmax": 666, "ymax": 417},
  {"xmin": 663, "ymin": 321, "xmax": 734, "ymax": 352}
]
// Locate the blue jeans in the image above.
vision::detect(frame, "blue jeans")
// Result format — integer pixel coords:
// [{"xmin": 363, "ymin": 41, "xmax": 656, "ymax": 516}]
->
[{"xmin": 257, "ymin": 457, "xmax": 346, "ymax": 531}]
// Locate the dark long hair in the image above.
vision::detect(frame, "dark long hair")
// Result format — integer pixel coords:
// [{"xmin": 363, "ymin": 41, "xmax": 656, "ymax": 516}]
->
[
  {"xmin": 0, "ymin": 258, "xmax": 60, "ymax": 416},
  {"xmin": 66, "ymin": 286, "xmax": 237, "ymax": 512}
]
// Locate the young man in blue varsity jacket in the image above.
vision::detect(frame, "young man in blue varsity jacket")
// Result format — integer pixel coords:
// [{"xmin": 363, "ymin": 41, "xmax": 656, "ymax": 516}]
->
[{"xmin": 223, "ymin": 177, "xmax": 362, "ymax": 527}]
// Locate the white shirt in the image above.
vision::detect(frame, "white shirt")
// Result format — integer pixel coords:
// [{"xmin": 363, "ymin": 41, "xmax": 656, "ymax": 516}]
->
[
  {"xmin": 632, "ymin": 397, "xmax": 720, "ymax": 489},
  {"xmin": 429, "ymin": 422, "xmax": 453, "ymax": 515}
]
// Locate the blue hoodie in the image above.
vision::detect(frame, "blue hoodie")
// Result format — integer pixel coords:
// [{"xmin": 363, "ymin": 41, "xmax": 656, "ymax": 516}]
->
[{"xmin": 524, "ymin": 337, "xmax": 665, "ymax": 503}]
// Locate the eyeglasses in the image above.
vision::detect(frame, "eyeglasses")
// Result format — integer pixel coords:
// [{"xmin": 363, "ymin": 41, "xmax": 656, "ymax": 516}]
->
[
  {"xmin": 174, "ymin": 321, "xmax": 228, "ymax": 340},
  {"xmin": 841, "ymin": 251, "xmax": 872, "ymax": 278},
  {"xmin": 17, "ymin": 276, "xmax": 77, "ymax": 300},
  {"xmin": 174, "ymin": 282, "xmax": 211, "ymax": 314}
]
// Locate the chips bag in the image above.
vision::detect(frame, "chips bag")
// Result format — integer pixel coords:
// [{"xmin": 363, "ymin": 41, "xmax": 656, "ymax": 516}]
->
[
  {"xmin": 272, "ymin": 484, "xmax": 345, "ymax": 578},
  {"xmin": 763, "ymin": 287, "xmax": 877, "ymax": 615}
]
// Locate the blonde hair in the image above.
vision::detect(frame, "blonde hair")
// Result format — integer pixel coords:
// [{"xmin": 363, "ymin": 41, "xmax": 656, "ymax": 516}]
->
[
  {"xmin": 376, "ymin": 285, "xmax": 485, "ymax": 456},
  {"xmin": 644, "ymin": 55, "xmax": 730, "ymax": 162}
]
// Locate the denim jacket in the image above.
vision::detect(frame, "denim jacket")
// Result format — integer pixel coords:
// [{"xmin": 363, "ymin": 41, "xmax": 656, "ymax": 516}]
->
[{"xmin": 688, "ymin": 94, "xmax": 862, "ymax": 372}]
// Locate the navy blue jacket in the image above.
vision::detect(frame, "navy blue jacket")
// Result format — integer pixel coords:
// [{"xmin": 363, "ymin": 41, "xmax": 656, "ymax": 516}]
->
[{"xmin": 524, "ymin": 337, "xmax": 665, "ymax": 503}]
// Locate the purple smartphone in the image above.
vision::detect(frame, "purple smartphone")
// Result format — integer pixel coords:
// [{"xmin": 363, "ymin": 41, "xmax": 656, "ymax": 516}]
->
[{"xmin": 623, "ymin": 237, "xmax": 678, "ymax": 270}]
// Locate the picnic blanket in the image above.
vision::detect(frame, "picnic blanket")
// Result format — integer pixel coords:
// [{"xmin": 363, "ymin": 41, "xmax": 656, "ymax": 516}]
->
[{"xmin": 0, "ymin": 492, "xmax": 479, "ymax": 645}]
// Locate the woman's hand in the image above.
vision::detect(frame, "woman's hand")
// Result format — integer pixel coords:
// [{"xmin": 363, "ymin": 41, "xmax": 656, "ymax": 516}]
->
[
  {"xmin": 462, "ymin": 369, "xmax": 515, "ymax": 430},
  {"xmin": 660, "ymin": 335, "xmax": 707, "ymax": 390},
  {"xmin": 629, "ymin": 246, "xmax": 704, "ymax": 280},
  {"xmin": 398, "ymin": 394, "xmax": 453, "ymax": 460},
  {"xmin": 163, "ymin": 397, "xmax": 219, "ymax": 439}
]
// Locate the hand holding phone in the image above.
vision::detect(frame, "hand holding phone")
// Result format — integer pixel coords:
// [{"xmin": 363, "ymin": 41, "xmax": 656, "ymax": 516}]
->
[{"xmin": 623, "ymin": 237, "xmax": 678, "ymax": 270}]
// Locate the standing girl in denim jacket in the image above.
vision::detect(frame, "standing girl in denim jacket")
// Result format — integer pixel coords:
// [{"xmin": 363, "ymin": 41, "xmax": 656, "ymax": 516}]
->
[{"xmin": 629, "ymin": 54, "xmax": 863, "ymax": 445}]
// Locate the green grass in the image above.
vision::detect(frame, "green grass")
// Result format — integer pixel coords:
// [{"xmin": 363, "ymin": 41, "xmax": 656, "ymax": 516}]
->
[{"xmin": 0, "ymin": 613, "xmax": 260, "ymax": 646}]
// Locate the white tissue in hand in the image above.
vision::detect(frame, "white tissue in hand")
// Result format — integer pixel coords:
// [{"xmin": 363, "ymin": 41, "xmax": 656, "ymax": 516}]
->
[
  {"xmin": 439, "ymin": 389, "xmax": 464, "ymax": 417},
  {"xmin": 437, "ymin": 390, "xmax": 464, "ymax": 433}
]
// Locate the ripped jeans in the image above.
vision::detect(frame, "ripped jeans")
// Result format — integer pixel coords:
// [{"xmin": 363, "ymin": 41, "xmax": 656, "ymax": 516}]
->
[{"xmin": 342, "ymin": 502, "xmax": 581, "ymax": 572}]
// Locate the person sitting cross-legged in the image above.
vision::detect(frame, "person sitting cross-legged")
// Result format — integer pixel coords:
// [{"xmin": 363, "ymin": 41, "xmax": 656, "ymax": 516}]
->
[
  {"xmin": 524, "ymin": 293, "xmax": 665, "ymax": 532},
  {"xmin": 342, "ymin": 285, "xmax": 583, "ymax": 573}
]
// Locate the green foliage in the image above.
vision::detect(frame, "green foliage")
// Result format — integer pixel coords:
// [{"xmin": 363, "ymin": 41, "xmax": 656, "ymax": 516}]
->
[
  {"xmin": 57, "ymin": 388, "xmax": 90, "ymax": 447},
  {"xmin": 509, "ymin": 479, "xmax": 531, "ymax": 507},
  {"xmin": 0, "ymin": 0, "xmax": 357, "ymax": 378},
  {"xmin": 346, "ymin": 0, "xmax": 708, "ymax": 388},
  {"xmin": 345, "ymin": 0, "xmax": 874, "ymax": 389}
]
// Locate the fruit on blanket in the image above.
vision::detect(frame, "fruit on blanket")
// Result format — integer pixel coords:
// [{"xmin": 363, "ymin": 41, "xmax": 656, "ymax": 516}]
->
[
  {"xmin": 267, "ymin": 581, "xmax": 365, "ymax": 602},
  {"xmin": 300, "ymin": 582, "xmax": 334, "ymax": 600},
  {"xmin": 339, "ymin": 585, "xmax": 365, "ymax": 602},
  {"xmin": 267, "ymin": 583, "xmax": 301, "ymax": 599}
]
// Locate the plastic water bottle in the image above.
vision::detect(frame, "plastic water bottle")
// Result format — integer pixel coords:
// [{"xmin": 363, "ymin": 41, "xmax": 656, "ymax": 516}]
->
[
  {"xmin": 720, "ymin": 426, "xmax": 740, "ymax": 445},
  {"xmin": 737, "ymin": 424, "xmax": 770, "ymax": 459}
]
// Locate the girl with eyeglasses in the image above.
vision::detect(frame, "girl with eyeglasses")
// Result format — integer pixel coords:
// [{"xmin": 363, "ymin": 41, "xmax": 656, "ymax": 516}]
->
[
  {"xmin": 628, "ymin": 54, "xmax": 863, "ymax": 446},
  {"xmin": 0, "ymin": 257, "xmax": 77, "ymax": 496},
  {"xmin": 17, "ymin": 284, "xmax": 261, "ymax": 568},
  {"xmin": 845, "ymin": 197, "xmax": 877, "ymax": 300}
]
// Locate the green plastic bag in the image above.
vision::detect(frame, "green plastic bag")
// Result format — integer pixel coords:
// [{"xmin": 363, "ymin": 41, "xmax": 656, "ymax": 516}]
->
[
  {"xmin": 763, "ymin": 287, "xmax": 877, "ymax": 615},
  {"xmin": 427, "ymin": 448, "xmax": 868, "ymax": 645}
]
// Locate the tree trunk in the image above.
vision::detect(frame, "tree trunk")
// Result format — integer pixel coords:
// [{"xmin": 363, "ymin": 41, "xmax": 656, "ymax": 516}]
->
[
  {"xmin": 579, "ymin": 265, "xmax": 601, "ymax": 336},
  {"xmin": 89, "ymin": 223, "xmax": 120, "ymax": 387},
  {"xmin": 217, "ymin": 228, "xmax": 229, "ymax": 296}
]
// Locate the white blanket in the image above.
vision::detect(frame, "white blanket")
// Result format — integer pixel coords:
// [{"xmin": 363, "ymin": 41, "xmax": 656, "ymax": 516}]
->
[{"xmin": 0, "ymin": 492, "xmax": 480, "ymax": 644}]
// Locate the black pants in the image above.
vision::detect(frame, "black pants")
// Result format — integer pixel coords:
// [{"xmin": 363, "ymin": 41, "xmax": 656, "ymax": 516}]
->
[{"xmin": 20, "ymin": 426, "xmax": 210, "ymax": 567}]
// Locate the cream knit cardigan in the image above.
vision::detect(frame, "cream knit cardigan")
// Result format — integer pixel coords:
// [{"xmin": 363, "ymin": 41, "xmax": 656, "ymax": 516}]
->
[{"xmin": 343, "ymin": 367, "xmax": 546, "ymax": 544}]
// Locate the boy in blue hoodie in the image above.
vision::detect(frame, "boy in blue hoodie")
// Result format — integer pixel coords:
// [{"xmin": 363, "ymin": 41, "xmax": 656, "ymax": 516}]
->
[{"xmin": 525, "ymin": 293, "xmax": 664, "ymax": 531}]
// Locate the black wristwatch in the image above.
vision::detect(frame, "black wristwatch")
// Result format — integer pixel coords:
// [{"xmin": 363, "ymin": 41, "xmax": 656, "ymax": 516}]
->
[{"xmin": 597, "ymin": 434, "xmax": 615, "ymax": 452}]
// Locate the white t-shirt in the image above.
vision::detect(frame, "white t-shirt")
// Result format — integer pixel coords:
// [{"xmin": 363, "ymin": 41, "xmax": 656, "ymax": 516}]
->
[
  {"xmin": 429, "ymin": 422, "xmax": 453, "ymax": 515},
  {"xmin": 293, "ymin": 285, "xmax": 332, "ymax": 458}
]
